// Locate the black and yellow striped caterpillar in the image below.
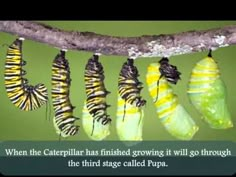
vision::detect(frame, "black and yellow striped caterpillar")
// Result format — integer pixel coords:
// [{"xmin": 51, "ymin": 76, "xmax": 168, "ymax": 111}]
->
[
  {"xmin": 188, "ymin": 51, "xmax": 233, "ymax": 129},
  {"xmin": 82, "ymin": 54, "xmax": 111, "ymax": 140},
  {"xmin": 146, "ymin": 58, "xmax": 198, "ymax": 140},
  {"xmin": 52, "ymin": 50, "xmax": 79, "ymax": 138},
  {"xmin": 4, "ymin": 38, "xmax": 48, "ymax": 111},
  {"xmin": 116, "ymin": 58, "xmax": 146, "ymax": 142}
]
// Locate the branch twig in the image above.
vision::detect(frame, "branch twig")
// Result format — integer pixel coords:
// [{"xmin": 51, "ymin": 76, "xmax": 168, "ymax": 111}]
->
[{"xmin": 0, "ymin": 21, "xmax": 236, "ymax": 58}]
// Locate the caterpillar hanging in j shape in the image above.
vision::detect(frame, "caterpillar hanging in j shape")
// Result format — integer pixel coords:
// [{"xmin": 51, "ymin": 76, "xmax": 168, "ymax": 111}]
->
[
  {"xmin": 146, "ymin": 58, "xmax": 199, "ymax": 140},
  {"xmin": 116, "ymin": 58, "xmax": 146, "ymax": 145},
  {"xmin": 187, "ymin": 50, "xmax": 233, "ymax": 129},
  {"xmin": 82, "ymin": 54, "xmax": 111, "ymax": 141},
  {"xmin": 4, "ymin": 38, "xmax": 48, "ymax": 111}
]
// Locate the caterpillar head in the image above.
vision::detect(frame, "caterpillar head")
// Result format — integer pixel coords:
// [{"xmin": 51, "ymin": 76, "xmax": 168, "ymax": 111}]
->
[
  {"xmin": 159, "ymin": 57, "xmax": 181, "ymax": 84},
  {"xmin": 25, "ymin": 85, "xmax": 34, "ymax": 92}
]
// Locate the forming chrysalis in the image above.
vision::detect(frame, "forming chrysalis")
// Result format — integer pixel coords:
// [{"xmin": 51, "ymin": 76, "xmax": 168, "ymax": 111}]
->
[
  {"xmin": 52, "ymin": 50, "xmax": 79, "ymax": 138},
  {"xmin": 146, "ymin": 58, "xmax": 198, "ymax": 140},
  {"xmin": 116, "ymin": 58, "xmax": 146, "ymax": 145},
  {"xmin": 188, "ymin": 51, "xmax": 233, "ymax": 129},
  {"xmin": 82, "ymin": 54, "xmax": 111, "ymax": 140}
]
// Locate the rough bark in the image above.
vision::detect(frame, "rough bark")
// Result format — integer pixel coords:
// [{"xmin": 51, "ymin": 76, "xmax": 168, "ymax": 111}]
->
[{"xmin": 0, "ymin": 21, "xmax": 236, "ymax": 58}]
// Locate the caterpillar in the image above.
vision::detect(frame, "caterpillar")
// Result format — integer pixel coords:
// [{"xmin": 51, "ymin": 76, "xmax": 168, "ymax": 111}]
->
[
  {"xmin": 4, "ymin": 38, "xmax": 48, "ymax": 111},
  {"xmin": 52, "ymin": 50, "xmax": 79, "ymax": 138},
  {"xmin": 146, "ymin": 58, "xmax": 198, "ymax": 140},
  {"xmin": 187, "ymin": 51, "xmax": 233, "ymax": 129},
  {"xmin": 116, "ymin": 58, "xmax": 146, "ymax": 143},
  {"xmin": 82, "ymin": 54, "xmax": 111, "ymax": 140}
]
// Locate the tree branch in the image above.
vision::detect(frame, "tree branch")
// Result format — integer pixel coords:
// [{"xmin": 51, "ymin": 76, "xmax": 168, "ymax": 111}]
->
[{"xmin": 0, "ymin": 21, "xmax": 236, "ymax": 58}]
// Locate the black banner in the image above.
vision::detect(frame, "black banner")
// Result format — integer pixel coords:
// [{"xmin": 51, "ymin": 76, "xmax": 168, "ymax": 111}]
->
[{"xmin": 0, "ymin": 141, "xmax": 235, "ymax": 175}]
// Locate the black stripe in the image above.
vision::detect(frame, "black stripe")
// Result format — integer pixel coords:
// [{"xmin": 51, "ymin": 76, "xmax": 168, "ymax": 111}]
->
[
  {"xmin": 33, "ymin": 87, "xmax": 48, "ymax": 101},
  {"xmin": 10, "ymin": 91, "xmax": 25, "ymax": 102},
  {"xmin": 31, "ymin": 89, "xmax": 41, "ymax": 108}
]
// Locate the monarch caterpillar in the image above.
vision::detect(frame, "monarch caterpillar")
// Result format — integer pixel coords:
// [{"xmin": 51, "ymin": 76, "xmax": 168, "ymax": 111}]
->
[
  {"xmin": 52, "ymin": 50, "xmax": 79, "ymax": 138},
  {"xmin": 82, "ymin": 54, "xmax": 111, "ymax": 140},
  {"xmin": 187, "ymin": 51, "xmax": 233, "ymax": 129},
  {"xmin": 4, "ymin": 38, "xmax": 48, "ymax": 111},
  {"xmin": 116, "ymin": 58, "xmax": 146, "ymax": 143},
  {"xmin": 146, "ymin": 58, "xmax": 198, "ymax": 140}
]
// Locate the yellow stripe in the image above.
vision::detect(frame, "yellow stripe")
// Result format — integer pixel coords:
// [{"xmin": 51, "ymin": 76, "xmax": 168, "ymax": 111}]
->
[
  {"xmin": 191, "ymin": 72, "xmax": 218, "ymax": 77},
  {"xmin": 117, "ymin": 108, "xmax": 139, "ymax": 115},
  {"xmin": 87, "ymin": 97, "xmax": 105, "ymax": 103},
  {"xmin": 189, "ymin": 79, "xmax": 215, "ymax": 85},
  {"xmin": 195, "ymin": 63, "xmax": 218, "ymax": 71},
  {"xmin": 118, "ymin": 99, "xmax": 125, "ymax": 105},
  {"xmin": 158, "ymin": 101, "xmax": 177, "ymax": 118},
  {"xmin": 146, "ymin": 75, "xmax": 160, "ymax": 84},
  {"xmin": 147, "ymin": 64, "xmax": 160, "ymax": 72},
  {"xmin": 155, "ymin": 91, "xmax": 174, "ymax": 106},
  {"xmin": 149, "ymin": 87, "xmax": 158, "ymax": 99}
]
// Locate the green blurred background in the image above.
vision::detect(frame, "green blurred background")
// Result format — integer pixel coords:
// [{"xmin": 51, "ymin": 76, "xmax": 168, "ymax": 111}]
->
[{"xmin": 0, "ymin": 21, "xmax": 235, "ymax": 141}]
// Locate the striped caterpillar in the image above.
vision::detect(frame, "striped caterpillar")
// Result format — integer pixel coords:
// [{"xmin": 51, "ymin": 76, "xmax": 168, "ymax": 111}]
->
[
  {"xmin": 82, "ymin": 54, "xmax": 111, "ymax": 141},
  {"xmin": 51, "ymin": 50, "xmax": 79, "ymax": 138},
  {"xmin": 4, "ymin": 38, "xmax": 48, "ymax": 111}
]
